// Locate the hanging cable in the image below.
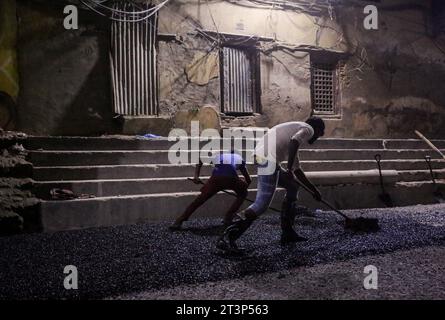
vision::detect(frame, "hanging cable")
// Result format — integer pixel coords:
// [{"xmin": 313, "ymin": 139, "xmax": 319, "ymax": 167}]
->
[{"xmin": 79, "ymin": 0, "xmax": 169, "ymax": 23}]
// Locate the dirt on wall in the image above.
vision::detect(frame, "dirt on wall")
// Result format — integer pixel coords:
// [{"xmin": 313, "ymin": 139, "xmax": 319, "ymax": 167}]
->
[
  {"xmin": 158, "ymin": 35, "xmax": 221, "ymax": 116},
  {"xmin": 334, "ymin": 2, "xmax": 445, "ymax": 138},
  {"xmin": 10, "ymin": 0, "xmax": 445, "ymax": 138},
  {"xmin": 157, "ymin": 0, "xmax": 445, "ymax": 138},
  {"xmin": 16, "ymin": 0, "xmax": 117, "ymax": 136}
]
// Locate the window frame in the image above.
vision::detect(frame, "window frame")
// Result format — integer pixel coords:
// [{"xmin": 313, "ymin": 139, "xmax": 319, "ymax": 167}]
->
[
  {"xmin": 310, "ymin": 60, "xmax": 341, "ymax": 118},
  {"xmin": 219, "ymin": 45, "xmax": 261, "ymax": 116}
]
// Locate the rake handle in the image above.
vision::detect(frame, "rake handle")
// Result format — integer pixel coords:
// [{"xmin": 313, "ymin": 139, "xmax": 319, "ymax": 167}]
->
[
  {"xmin": 278, "ymin": 168, "xmax": 350, "ymax": 220},
  {"xmin": 415, "ymin": 130, "xmax": 445, "ymax": 159},
  {"xmin": 187, "ymin": 175, "xmax": 349, "ymax": 220},
  {"xmin": 295, "ymin": 179, "xmax": 349, "ymax": 220}
]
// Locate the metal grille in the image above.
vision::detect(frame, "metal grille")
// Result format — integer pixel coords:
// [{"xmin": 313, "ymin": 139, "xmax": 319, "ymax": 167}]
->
[
  {"xmin": 311, "ymin": 63, "xmax": 335, "ymax": 113},
  {"xmin": 222, "ymin": 47, "xmax": 254, "ymax": 114},
  {"xmin": 110, "ymin": 2, "xmax": 158, "ymax": 116}
]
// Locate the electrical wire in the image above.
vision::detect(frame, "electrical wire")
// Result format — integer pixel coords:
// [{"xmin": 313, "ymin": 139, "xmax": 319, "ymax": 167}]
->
[
  {"xmin": 236, "ymin": 0, "xmax": 330, "ymax": 15},
  {"xmin": 91, "ymin": 0, "xmax": 161, "ymax": 15},
  {"xmin": 205, "ymin": 0, "xmax": 226, "ymax": 43},
  {"xmin": 79, "ymin": 0, "xmax": 169, "ymax": 23}
]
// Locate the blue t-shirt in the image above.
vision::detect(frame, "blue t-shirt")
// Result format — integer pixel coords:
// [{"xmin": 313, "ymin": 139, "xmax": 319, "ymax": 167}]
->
[{"xmin": 211, "ymin": 153, "xmax": 245, "ymax": 177}]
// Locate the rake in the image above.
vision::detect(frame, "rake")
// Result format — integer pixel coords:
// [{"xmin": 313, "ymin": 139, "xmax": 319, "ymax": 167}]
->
[
  {"xmin": 287, "ymin": 171, "xmax": 380, "ymax": 233},
  {"xmin": 188, "ymin": 176, "xmax": 380, "ymax": 233}
]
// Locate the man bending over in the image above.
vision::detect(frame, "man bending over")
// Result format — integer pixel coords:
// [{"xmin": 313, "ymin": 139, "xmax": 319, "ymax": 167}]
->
[
  {"xmin": 170, "ymin": 151, "xmax": 251, "ymax": 230},
  {"xmin": 217, "ymin": 117, "xmax": 325, "ymax": 253}
]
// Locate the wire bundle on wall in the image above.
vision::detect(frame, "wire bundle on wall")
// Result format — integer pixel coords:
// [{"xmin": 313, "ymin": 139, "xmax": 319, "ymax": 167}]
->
[
  {"xmin": 229, "ymin": 0, "xmax": 334, "ymax": 16},
  {"xmin": 79, "ymin": 0, "xmax": 169, "ymax": 22}
]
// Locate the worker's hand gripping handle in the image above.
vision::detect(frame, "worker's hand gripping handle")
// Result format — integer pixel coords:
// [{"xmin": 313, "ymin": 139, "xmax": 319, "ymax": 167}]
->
[{"xmin": 280, "ymin": 166, "xmax": 349, "ymax": 219}]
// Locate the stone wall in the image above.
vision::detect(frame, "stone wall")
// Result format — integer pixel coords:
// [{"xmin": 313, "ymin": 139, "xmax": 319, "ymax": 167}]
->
[{"xmin": 0, "ymin": 130, "xmax": 39, "ymax": 235}]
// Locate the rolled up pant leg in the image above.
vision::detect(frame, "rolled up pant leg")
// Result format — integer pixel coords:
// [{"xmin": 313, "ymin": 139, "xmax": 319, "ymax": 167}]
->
[
  {"xmin": 223, "ymin": 166, "xmax": 278, "ymax": 243},
  {"xmin": 245, "ymin": 170, "xmax": 279, "ymax": 217}
]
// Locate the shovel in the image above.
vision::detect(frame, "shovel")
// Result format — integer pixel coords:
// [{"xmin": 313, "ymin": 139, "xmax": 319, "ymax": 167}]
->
[
  {"xmin": 374, "ymin": 154, "xmax": 394, "ymax": 207},
  {"xmin": 285, "ymin": 170, "xmax": 380, "ymax": 233},
  {"xmin": 424, "ymin": 156, "xmax": 445, "ymax": 203}
]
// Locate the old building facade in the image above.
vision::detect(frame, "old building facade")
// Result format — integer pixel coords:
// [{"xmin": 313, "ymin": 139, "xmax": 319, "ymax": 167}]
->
[{"xmin": 1, "ymin": 0, "xmax": 445, "ymax": 138}]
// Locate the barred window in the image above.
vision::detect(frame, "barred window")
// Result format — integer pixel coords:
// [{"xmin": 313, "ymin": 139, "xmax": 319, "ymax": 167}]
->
[
  {"xmin": 110, "ymin": 2, "xmax": 158, "ymax": 116},
  {"xmin": 221, "ymin": 46, "xmax": 260, "ymax": 115},
  {"xmin": 311, "ymin": 63, "xmax": 337, "ymax": 114}
]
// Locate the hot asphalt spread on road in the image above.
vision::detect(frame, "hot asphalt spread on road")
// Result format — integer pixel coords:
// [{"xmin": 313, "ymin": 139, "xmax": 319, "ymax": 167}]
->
[{"xmin": 0, "ymin": 204, "xmax": 444, "ymax": 299}]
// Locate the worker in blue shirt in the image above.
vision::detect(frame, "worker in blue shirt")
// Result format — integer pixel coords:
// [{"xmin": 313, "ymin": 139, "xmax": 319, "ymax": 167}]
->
[{"xmin": 169, "ymin": 151, "xmax": 251, "ymax": 230}]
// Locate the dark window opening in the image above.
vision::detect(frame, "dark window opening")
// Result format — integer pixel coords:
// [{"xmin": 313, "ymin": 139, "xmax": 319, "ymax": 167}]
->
[
  {"xmin": 220, "ymin": 46, "xmax": 261, "ymax": 115},
  {"xmin": 431, "ymin": 0, "xmax": 445, "ymax": 38}
]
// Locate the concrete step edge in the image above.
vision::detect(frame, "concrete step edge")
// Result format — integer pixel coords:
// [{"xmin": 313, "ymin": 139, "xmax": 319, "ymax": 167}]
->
[
  {"xmin": 28, "ymin": 148, "xmax": 445, "ymax": 153},
  {"xmin": 26, "ymin": 136, "xmax": 445, "ymax": 142},
  {"xmin": 31, "ymin": 159, "xmax": 445, "ymax": 170},
  {"xmin": 38, "ymin": 177, "xmax": 411, "ymax": 204},
  {"xmin": 36, "ymin": 169, "xmax": 397, "ymax": 184},
  {"xmin": 33, "ymin": 169, "xmax": 398, "ymax": 184}
]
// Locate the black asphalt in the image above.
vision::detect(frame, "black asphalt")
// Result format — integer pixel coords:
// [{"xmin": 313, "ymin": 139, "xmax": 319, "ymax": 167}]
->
[{"xmin": 0, "ymin": 204, "xmax": 444, "ymax": 299}]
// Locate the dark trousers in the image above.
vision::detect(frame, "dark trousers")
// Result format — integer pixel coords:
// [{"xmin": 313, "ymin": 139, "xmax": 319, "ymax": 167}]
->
[{"xmin": 177, "ymin": 176, "xmax": 248, "ymax": 224}]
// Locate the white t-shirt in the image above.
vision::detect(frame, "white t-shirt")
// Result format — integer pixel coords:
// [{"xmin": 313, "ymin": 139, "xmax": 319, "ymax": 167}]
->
[{"xmin": 254, "ymin": 121, "xmax": 314, "ymax": 170}]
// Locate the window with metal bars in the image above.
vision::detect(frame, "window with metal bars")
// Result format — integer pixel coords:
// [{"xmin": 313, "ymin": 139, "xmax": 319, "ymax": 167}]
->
[
  {"xmin": 311, "ymin": 63, "xmax": 338, "ymax": 115},
  {"xmin": 110, "ymin": 2, "xmax": 158, "ymax": 116},
  {"xmin": 220, "ymin": 46, "xmax": 260, "ymax": 115}
]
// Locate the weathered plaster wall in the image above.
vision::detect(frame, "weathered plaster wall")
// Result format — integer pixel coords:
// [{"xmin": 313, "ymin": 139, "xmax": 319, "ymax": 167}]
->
[
  {"xmin": 11, "ymin": 0, "xmax": 445, "ymax": 138},
  {"xmin": 158, "ymin": 37, "xmax": 221, "ymax": 116},
  {"xmin": 157, "ymin": 0, "xmax": 340, "ymax": 128},
  {"xmin": 258, "ymin": 50, "xmax": 312, "ymax": 126},
  {"xmin": 158, "ymin": 0, "xmax": 445, "ymax": 138},
  {"xmin": 335, "ymin": 1, "xmax": 445, "ymax": 138},
  {"xmin": 16, "ymin": 0, "xmax": 115, "ymax": 136},
  {"xmin": 159, "ymin": 0, "xmax": 343, "ymax": 48}
]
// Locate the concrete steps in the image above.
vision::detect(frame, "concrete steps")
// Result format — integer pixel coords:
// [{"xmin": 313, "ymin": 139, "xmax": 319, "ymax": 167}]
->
[
  {"xmin": 24, "ymin": 136, "xmax": 445, "ymax": 150},
  {"xmin": 32, "ymin": 160, "xmax": 445, "ymax": 181},
  {"xmin": 33, "ymin": 170, "xmax": 399, "ymax": 199},
  {"xmin": 397, "ymin": 169, "xmax": 445, "ymax": 182},
  {"xmin": 38, "ymin": 181, "xmax": 443, "ymax": 232},
  {"xmin": 24, "ymin": 136, "xmax": 445, "ymax": 232},
  {"xmin": 28, "ymin": 149, "xmax": 445, "ymax": 166}
]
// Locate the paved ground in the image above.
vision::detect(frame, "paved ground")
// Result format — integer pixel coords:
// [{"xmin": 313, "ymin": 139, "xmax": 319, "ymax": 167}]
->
[
  {"xmin": 0, "ymin": 204, "xmax": 444, "ymax": 299},
  {"xmin": 114, "ymin": 246, "xmax": 445, "ymax": 300}
]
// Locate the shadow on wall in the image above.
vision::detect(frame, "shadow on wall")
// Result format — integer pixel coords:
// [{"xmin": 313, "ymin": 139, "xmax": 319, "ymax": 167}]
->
[
  {"xmin": 16, "ymin": 1, "xmax": 117, "ymax": 136},
  {"xmin": 52, "ymin": 26, "xmax": 116, "ymax": 136}
]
